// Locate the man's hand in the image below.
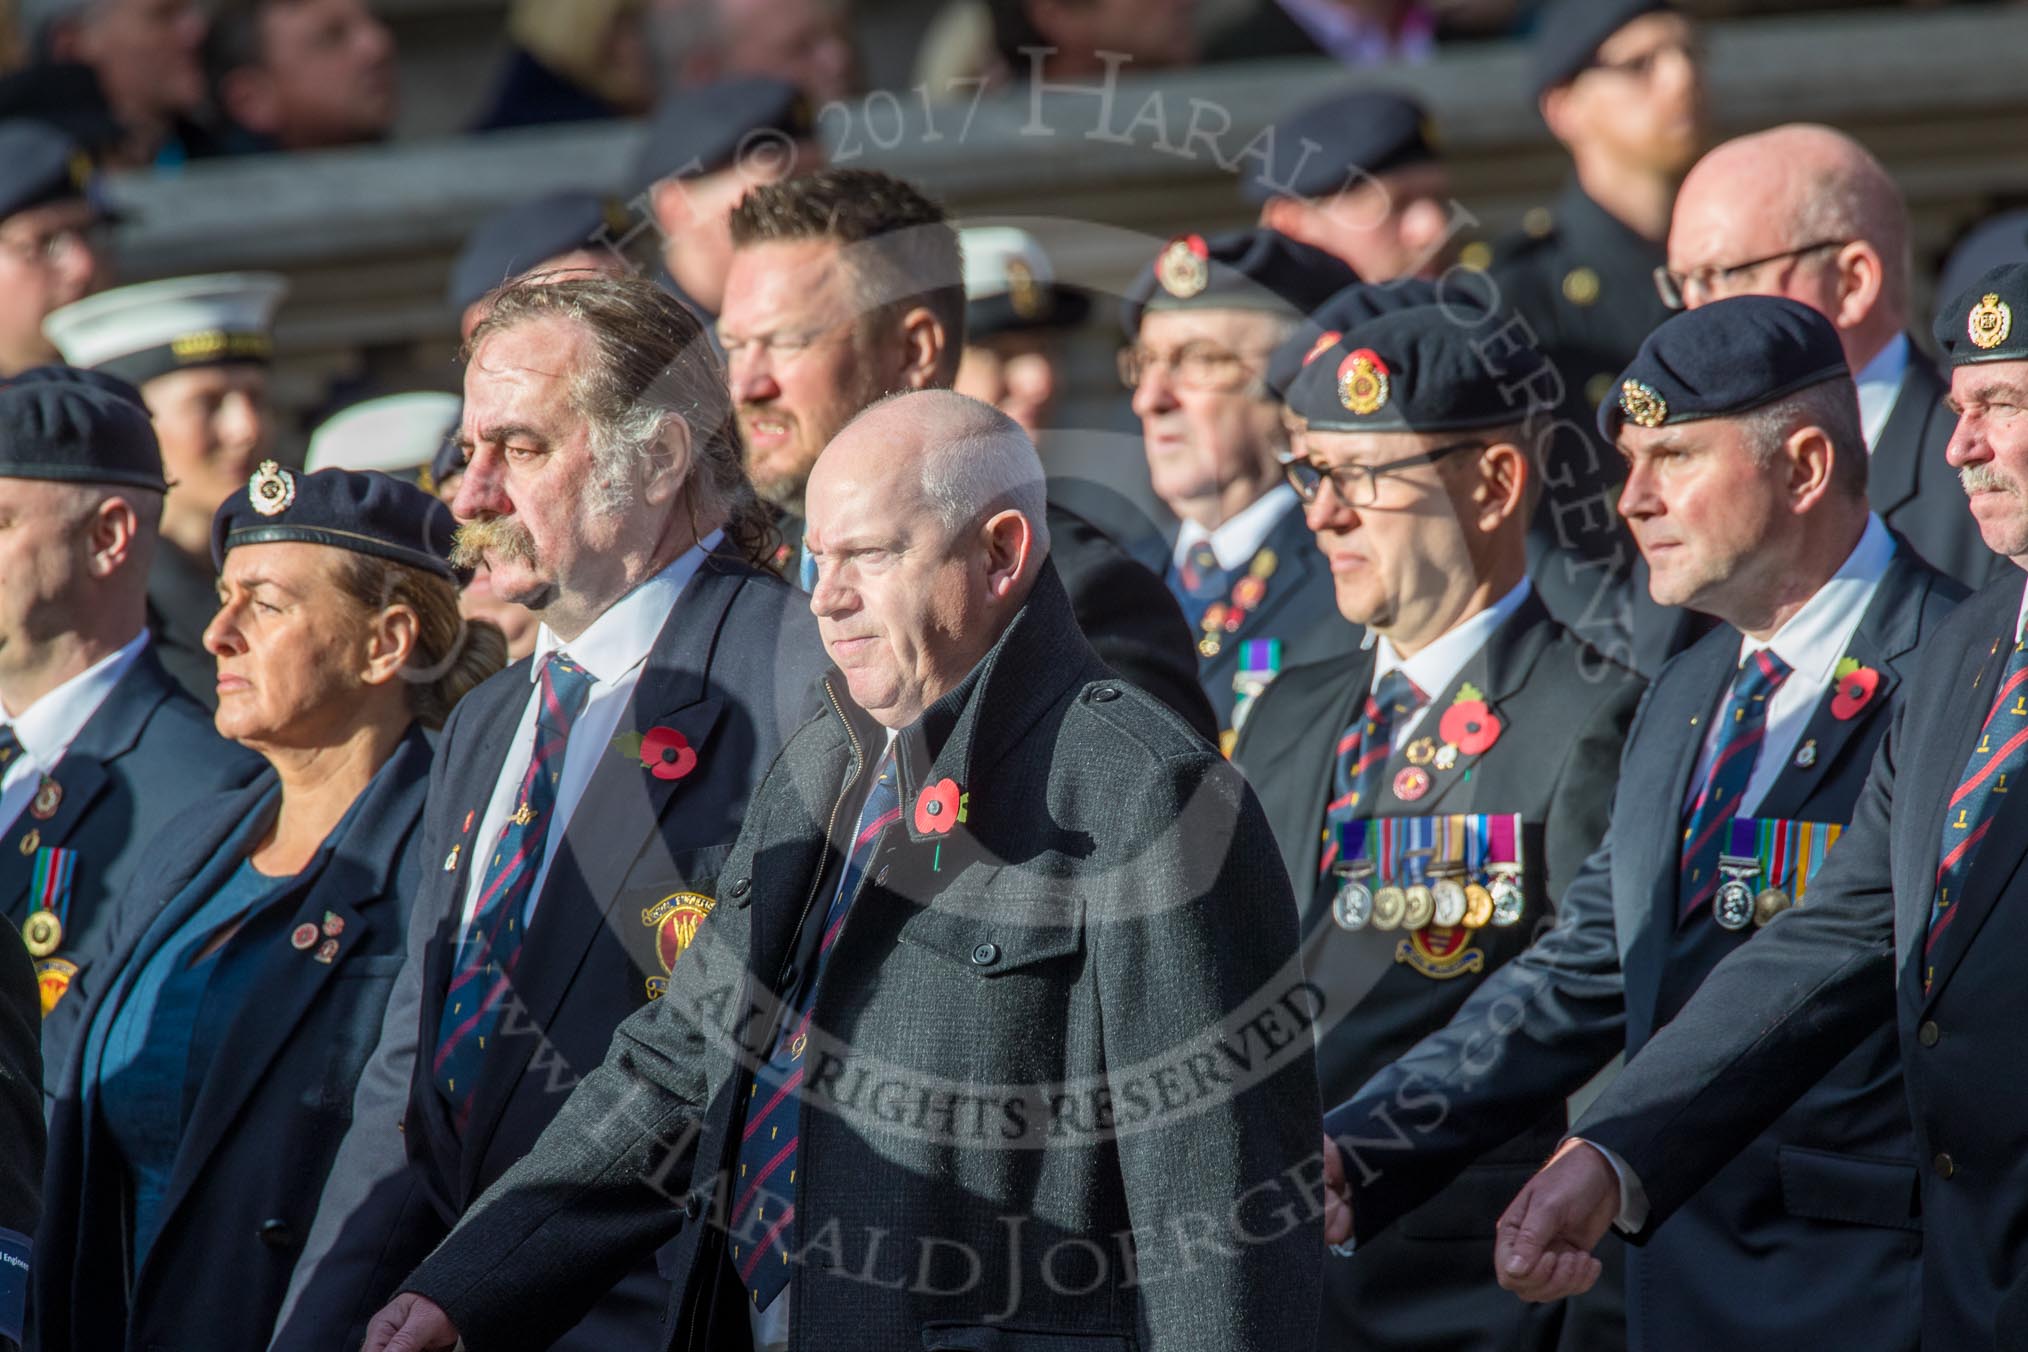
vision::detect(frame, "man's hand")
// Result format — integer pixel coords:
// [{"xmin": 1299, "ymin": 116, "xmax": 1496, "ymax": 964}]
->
[
  {"xmin": 362, "ymin": 1293, "xmax": 460, "ymax": 1352},
  {"xmin": 1321, "ymin": 1132, "xmax": 1354, "ymax": 1249},
  {"xmin": 1492, "ymin": 1138, "xmax": 1619, "ymax": 1302}
]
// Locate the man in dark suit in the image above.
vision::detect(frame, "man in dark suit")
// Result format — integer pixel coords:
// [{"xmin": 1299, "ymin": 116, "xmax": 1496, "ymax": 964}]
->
[
  {"xmin": 362, "ymin": 389, "xmax": 1322, "ymax": 1352},
  {"xmin": 1323, "ymin": 296, "xmax": 1964, "ymax": 1351},
  {"xmin": 720, "ymin": 169, "xmax": 1218, "ymax": 741},
  {"xmin": 0, "ymin": 918, "xmax": 37, "ymax": 1352},
  {"xmin": 0, "ymin": 368, "xmax": 260, "ymax": 1076},
  {"xmin": 1236, "ymin": 306, "xmax": 1643, "ymax": 1350},
  {"xmin": 1121, "ymin": 227, "xmax": 1362, "ymax": 746},
  {"xmin": 269, "ymin": 275, "xmax": 829, "ymax": 1351},
  {"xmin": 1660, "ymin": 123, "xmax": 2002, "ymax": 589}
]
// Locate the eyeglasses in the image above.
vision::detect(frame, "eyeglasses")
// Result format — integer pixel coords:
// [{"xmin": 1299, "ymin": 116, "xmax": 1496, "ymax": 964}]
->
[
  {"xmin": 715, "ymin": 315, "xmax": 857, "ymax": 366},
  {"xmin": 1284, "ymin": 439, "xmax": 1484, "ymax": 508},
  {"xmin": 1117, "ymin": 340, "xmax": 1278, "ymax": 393},
  {"xmin": 1585, "ymin": 38, "xmax": 1703, "ymax": 83},
  {"xmin": 1653, "ymin": 239, "xmax": 1850, "ymax": 311},
  {"xmin": 0, "ymin": 222, "xmax": 110, "ymax": 268}
]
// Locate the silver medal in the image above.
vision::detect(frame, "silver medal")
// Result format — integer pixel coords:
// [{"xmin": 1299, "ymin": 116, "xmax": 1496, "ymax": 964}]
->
[{"xmin": 1332, "ymin": 877, "xmax": 1374, "ymax": 931}]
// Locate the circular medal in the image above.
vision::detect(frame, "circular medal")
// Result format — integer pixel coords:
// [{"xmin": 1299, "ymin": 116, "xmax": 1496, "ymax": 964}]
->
[
  {"xmin": 1462, "ymin": 882, "xmax": 1495, "ymax": 929},
  {"xmin": 1490, "ymin": 875, "xmax": 1526, "ymax": 927},
  {"xmin": 291, "ymin": 922, "xmax": 319, "ymax": 951},
  {"xmin": 21, "ymin": 909, "xmax": 61, "ymax": 958},
  {"xmin": 1431, "ymin": 878, "xmax": 1468, "ymax": 927},
  {"xmin": 1713, "ymin": 879, "xmax": 1755, "ymax": 930},
  {"xmin": 1370, "ymin": 886, "xmax": 1407, "ymax": 931},
  {"xmin": 29, "ymin": 778, "xmax": 61, "ymax": 820},
  {"xmin": 1393, "ymin": 767, "xmax": 1432, "ymax": 802},
  {"xmin": 1433, "ymin": 744, "xmax": 1460, "ymax": 772},
  {"xmin": 1331, "ymin": 878, "xmax": 1374, "ymax": 931},
  {"xmin": 1753, "ymin": 887, "xmax": 1793, "ymax": 928},
  {"xmin": 1401, "ymin": 884, "xmax": 1435, "ymax": 930},
  {"xmin": 1404, "ymin": 737, "xmax": 1437, "ymax": 767}
]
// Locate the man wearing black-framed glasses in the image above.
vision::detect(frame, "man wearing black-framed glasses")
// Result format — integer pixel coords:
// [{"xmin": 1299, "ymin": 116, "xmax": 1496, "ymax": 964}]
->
[
  {"xmin": 1663, "ymin": 122, "xmax": 2003, "ymax": 591},
  {"xmin": 0, "ymin": 121, "xmax": 114, "ymax": 380},
  {"xmin": 1233, "ymin": 303, "xmax": 1642, "ymax": 1352}
]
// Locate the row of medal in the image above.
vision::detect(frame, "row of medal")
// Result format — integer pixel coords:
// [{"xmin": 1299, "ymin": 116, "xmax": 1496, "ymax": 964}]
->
[
  {"xmin": 1329, "ymin": 814, "xmax": 1527, "ymax": 933},
  {"xmin": 1709, "ymin": 818, "xmax": 1843, "ymax": 931}
]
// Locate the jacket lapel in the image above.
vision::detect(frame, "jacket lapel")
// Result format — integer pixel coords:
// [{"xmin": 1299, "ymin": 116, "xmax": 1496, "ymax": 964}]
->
[
  {"xmin": 1225, "ymin": 497, "xmax": 1324, "ymax": 646},
  {"xmin": 1283, "ymin": 655, "xmax": 1374, "ymax": 934},
  {"xmin": 1867, "ymin": 349, "xmax": 1939, "ymax": 521}
]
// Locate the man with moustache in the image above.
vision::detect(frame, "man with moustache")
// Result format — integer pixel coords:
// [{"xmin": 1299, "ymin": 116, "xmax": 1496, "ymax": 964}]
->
[
  {"xmin": 1234, "ymin": 306, "xmax": 1643, "ymax": 1350},
  {"xmin": 721, "ymin": 167, "xmax": 1216, "ymax": 739},
  {"xmin": 1321, "ymin": 296, "xmax": 1961, "ymax": 1352},
  {"xmin": 362, "ymin": 389, "xmax": 1322, "ymax": 1352},
  {"xmin": 269, "ymin": 274, "xmax": 827, "ymax": 1351}
]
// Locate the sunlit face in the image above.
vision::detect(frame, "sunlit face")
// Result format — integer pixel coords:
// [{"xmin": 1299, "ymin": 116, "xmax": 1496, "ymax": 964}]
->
[
  {"xmin": 953, "ymin": 332, "xmax": 1061, "ymax": 438},
  {"xmin": 1945, "ymin": 361, "xmax": 2028, "ymax": 565},
  {"xmin": 0, "ymin": 480, "xmax": 99, "ymax": 688},
  {"xmin": 204, "ymin": 540, "xmax": 383, "ymax": 749},
  {"xmin": 144, "ymin": 364, "xmax": 275, "ymax": 527},
  {"xmin": 650, "ymin": 143, "xmax": 823, "ymax": 316},
  {"xmin": 73, "ymin": 0, "xmax": 207, "ymax": 125},
  {"xmin": 247, "ymin": 0, "xmax": 397, "ymax": 148},
  {"xmin": 1668, "ymin": 170, "xmax": 1845, "ymax": 317},
  {"xmin": 0, "ymin": 200, "xmax": 110, "ymax": 375},
  {"xmin": 1558, "ymin": 12, "xmax": 1705, "ymax": 177},
  {"xmin": 1616, "ymin": 418, "xmax": 1788, "ymax": 614},
  {"xmin": 1129, "ymin": 308, "xmax": 1288, "ymax": 519}
]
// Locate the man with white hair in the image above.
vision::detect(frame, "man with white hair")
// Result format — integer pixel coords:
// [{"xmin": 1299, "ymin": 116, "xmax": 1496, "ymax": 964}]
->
[
  {"xmin": 1661, "ymin": 122, "xmax": 2001, "ymax": 588},
  {"xmin": 364, "ymin": 387, "xmax": 1323, "ymax": 1352},
  {"xmin": 271, "ymin": 274, "xmax": 828, "ymax": 1350}
]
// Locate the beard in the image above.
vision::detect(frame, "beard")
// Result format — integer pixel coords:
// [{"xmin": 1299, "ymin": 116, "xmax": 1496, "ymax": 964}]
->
[{"xmin": 451, "ymin": 516, "xmax": 539, "ymax": 572}]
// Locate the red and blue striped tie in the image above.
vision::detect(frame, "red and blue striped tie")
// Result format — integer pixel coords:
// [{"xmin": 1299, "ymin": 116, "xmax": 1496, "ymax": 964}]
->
[
  {"xmin": 729, "ymin": 748, "xmax": 902, "ymax": 1312},
  {"xmin": 432, "ymin": 652, "xmax": 595, "ymax": 1127},
  {"xmin": 1927, "ymin": 624, "xmax": 2028, "ymax": 988},
  {"xmin": 1679, "ymin": 649, "xmax": 1792, "ymax": 924},
  {"xmin": 1318, "ymin": 669, "xmax": 1424, "ymax": 880}
]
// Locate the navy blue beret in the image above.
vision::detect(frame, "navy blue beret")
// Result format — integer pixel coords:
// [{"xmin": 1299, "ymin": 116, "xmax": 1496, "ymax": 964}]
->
[
  {"xmin": 1532, "ymin": 0, "xmax": 1670, "ymax": 99},
  {"xmin": 1239, "ymin": 90, "xmax": 1436, "ymax": 206},
  {"xmin": 211, "ymin": 466, "xmax": 457, "ymax": 581},
  {"xmin": 0, "ymin": 69, "xmax": 124, "ymax": 160},
  {"xmin": 1121, "ymin": 228, "xmax": 1357, "ymax": 338},
  {"xmin": 1287, "ymin": 303, "xmax": 1547, "ymax": 434},
  {"xmin": 632, "ymin": 76, "xmax": 816, "ymax": 189},
  {"xmin": 449, "ymin": 192, "xmax": 626, "ymax": 312},
  {"xmin": 1599, "ymin": 295, "xmax": 1849, "ymax": 442},
  {"xmin": 0, "ymin": 375, "xmax": 163, "ymax": 490},
  {"xmin": 1934, "ymin": 263, "xmax": 2028, "ymax": 369},
  {"xmin": 3, "ymin": 361, "xmax": 146, "ymax": 408},
  {"xmin": 1267, "ymin": 277, "xmax": 1493, "ymax": 398},
  {"xmin": 0, "ymin": 119, "xmax": 99, "ymax": 222}
]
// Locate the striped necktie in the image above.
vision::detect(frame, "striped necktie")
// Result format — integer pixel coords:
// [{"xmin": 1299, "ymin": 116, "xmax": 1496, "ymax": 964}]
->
[
  {"xmin": 1927, "ymin": 623, "xmax": 2028, "ymax": 988},
  {"xmin": 431, "ymin": 652, "xmax": 595, "ymax": 1127},
  {"xmin": 729, "ymin": 748, "xmax": 902, "ymax": 1312},
  {"xmin": 1318, "ymin": 669, "xmax": 1425, "ymax": 879},
  {"xmin": 1679, "ymin": 649, "xmax": 1792, "ymax": 924},
  {"xmin": 1172, "ymin": 540, "xmax": 1232, "ymax": 630},
  {"xmin": 0, "ymin": 727, "xmax": 19, "ymax": 775}
]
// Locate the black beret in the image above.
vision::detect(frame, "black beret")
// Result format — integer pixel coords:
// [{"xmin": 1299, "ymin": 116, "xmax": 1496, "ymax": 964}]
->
[
  {"xmin": 1121, "ymin": 228, "xmax": 1357, "ymax": 338},
  {"xmin": 0, "ymin": 67, "xmax": 124, "ymax": 159},
  {"xmin": 0, "ymin": 119, "xmax": 99, "ymax": 222},
  {"xmin": 1267, "ymin": 277, "xmax": 1492, "ymax": 399},
  {"xmin": 0, "ymin": 376, "xmax": 164, "ymax": 491},
  {"xmin": 1934, "ymin": 263, "xmax": 2028, "ymax": 369},
  {"xmin": 1239, "ymin": 90, "xmax": 1436, "ymax": 206},
  {"xmin": 211, "ymin": 465, "xmax": 458, "ymax": 581},
  {"xmin": 1532, "ymin": 0, "xmax": 1670, "ymax": 100},
  {"xmin": 632, "ymin": 76, "xmax": 816, "ymax": 189},
  {"xmin": 1599, "ymin": 294, "xmax": 1850, "ymax": 442},
  {"xmin": 449, "ymin": 192, "xmax": 624, "ymax": 312},
  {"xmin": 1288, "ymin": 303, "xmax": 1547, "ymax": 434},
  {"xmin": 3, "ymin": 361, "xmax": 147, "ymax": 408}
]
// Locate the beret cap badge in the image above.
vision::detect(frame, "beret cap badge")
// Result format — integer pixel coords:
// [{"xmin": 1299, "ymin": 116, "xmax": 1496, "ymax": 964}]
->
[
  {"xmin": 249, "ymin": 460, "xmax": 296, "ymax": 516},
  {"xmin": 1619, "ymin": 379, "xmax": 1668, "ymax": 429},
  {"xmin": 1005, "ymin": 258, "xmax": 1044, "ymax": 320},
  {"xmin": 1337, "ymin": 348, "xmax": 1392, "ymax": 415},
  {"xmin": 1155, "ymin": 234, "xmax": 1210, "ymax": 299},
  {"xmin": 1970, "ymin": 293, "xmax": 2013, "ymax": 351}
]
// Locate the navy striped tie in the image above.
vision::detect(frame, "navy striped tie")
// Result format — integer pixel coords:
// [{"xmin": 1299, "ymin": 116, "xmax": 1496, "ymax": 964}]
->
[
  {"xmin": 1679, "ymin": 650, "xmax": 1792, "ymax": 924},
  {"xmin": 1317, "ymin": 669, "xmax": 1424, "ymax": 880}
]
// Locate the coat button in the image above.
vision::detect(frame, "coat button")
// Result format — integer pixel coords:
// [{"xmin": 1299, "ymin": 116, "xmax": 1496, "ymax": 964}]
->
[
  {"xmin": 875, "ymin": 865, "xmax": 890, "ymax": 886},
  {"xmin": 1089, "ymin": 686, "xmax": 1120, "ymax": 703},
  {"xmin": 258, "ymin": 1219, "xmax": 296, "ymax": 1249},
  {"xmin": 971, "ymin": 942, "xmax": 1000, "ymax": 967},
  {"xmin": 730, "ymin": 876, "xmax": 752, "ymax": 908},
  {"xmin": 684, "ymin": 1192, "xmax": 704, "ymax": 1220},
  {"xmin": 1919, "ymin": 1021, "xmax": 1940, "ymax": 1047},
  {"xmin": 1934, "ymin": 1152, "xmax": 1956, "ymax": 1180}
]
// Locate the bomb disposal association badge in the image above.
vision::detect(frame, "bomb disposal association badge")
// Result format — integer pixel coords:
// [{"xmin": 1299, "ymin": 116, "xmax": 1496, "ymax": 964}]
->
[
  {"xmin": 1337, "ymin": 348, "xmax": 1391, "ymax": 415},
  {"xmin": 1395, "ymin": 925, "xmax": 1486, "ymax": 980},
  {"xmin": 1970, "ymin": 293, "xmax": 2013, "ymax": 351},
  {"xmin": 641, "ymin": 891, "xmax": 716, "ymax": 999},
  {"xmin": 1155, "ymin": 234, "xmax": 1210, "ymax": 299}
]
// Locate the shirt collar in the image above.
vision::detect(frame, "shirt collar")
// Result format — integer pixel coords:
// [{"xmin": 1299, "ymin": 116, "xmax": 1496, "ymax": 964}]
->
[
  {"xmin": 1372, "ymin": 577, "xmax": 1533, "ymax": 698},
  {"xmin": 1173, "ymin": 483, "xmax": 1300, "ymax": 574},
  {"xmin": 1854, "ymin": 332, "xmax": 1911, "ymax": 453},
  {"xmin": 530, "ymin": 533, "xmax": 722, "ymax": 685},
  {"xmin": 2, "ymin": 631, "xmax": 150, "ymax": 764},
  {"xmin": 1740, "ymin": 513, "xmax": 1896, "ymax": 686}
]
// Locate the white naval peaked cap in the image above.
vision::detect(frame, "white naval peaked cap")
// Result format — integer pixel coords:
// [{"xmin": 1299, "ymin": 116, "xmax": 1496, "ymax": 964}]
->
[
  {"xmin": 306, "ymin": 392, "xmax": 464, "ymax": 481},
  {"xmin": 959, "ymin": 226, "xmax": 1056, "ymax": 302},
  {"xmin": 43, "ymin": 272, "xmax": 289, "ymax": 385}
]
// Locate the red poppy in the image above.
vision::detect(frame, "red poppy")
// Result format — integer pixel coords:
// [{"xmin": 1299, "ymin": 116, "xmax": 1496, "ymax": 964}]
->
[
  {"xmin": 1438, "ymin": 700, "xmax": 1503, "ymax": 757},
  {"xmin": 639, "ymin": 726, "xmax": 698, "ymax": 781},
  {"xmin": 916, "ymin": 778, "xmax": 962, "ymax": 835},
  {"xmin": 1831, "ymin": 665, "xmax": 1881, "ymax": 721}
]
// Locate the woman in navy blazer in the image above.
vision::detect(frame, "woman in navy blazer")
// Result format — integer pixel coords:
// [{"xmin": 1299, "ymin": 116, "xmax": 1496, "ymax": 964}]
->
[{"xmin": 33, "ymin": 469, "xmax": 505, "ymax": 1352}]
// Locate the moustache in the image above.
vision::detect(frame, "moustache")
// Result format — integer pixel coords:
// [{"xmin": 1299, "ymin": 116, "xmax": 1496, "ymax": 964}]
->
[
  {"xmin": 451, "ymin": 517, "xmax": 538, "ymax": 571},
  {"xmin": 1961, "ymin": 464, "xmax": 2020, "ymax": 497}
]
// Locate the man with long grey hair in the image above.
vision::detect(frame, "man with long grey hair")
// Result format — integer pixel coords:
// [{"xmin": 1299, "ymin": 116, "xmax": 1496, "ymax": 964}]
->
[{"xmin": 269, "ymin": 272, "xmax": 828, "ymax": 1350}]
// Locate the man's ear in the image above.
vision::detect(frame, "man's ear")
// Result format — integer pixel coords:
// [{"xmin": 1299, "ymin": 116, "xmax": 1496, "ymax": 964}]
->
[
  {"xmin": 82, "ymin": 495, "xmax": 142, "ymax": 579},
  {"xmin": 980, "ymin": 508, "xmax": 1036, "ymax": 600},
  {"xmin": 641, "ymin": 412, "xmax": 698, "ymax": 508},
  {"xmin": 1474, "ymin": 440, "xmax": 1530, "ymax": 533},
  {"xmin": 1784, "ymin": 424, "xmax": 1838, "ymax": 516},
  {"xmin": 897, "ymin": 306, "xmax": 949, "ymax": 392}
]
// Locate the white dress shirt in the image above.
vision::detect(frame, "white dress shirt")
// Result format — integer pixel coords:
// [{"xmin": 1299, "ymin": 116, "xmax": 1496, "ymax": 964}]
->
[
  {"xmin": 458, "ymin": 537, "xmax": 720, "ymax": 940},
  {"xmin": 0, "ymin": 632, "xmax": 150, "ymax": 836},
  {"xmin": 1855, "ymin": 333, "xmax": 1912, "ymax": 454},
  {"xmin": 1172, "ymin": 483, "xmax": 1300, "ymax": 575},
  {"xmin": 1370, "ymin": 578, "xmax": 1534, "ymax": 749}
]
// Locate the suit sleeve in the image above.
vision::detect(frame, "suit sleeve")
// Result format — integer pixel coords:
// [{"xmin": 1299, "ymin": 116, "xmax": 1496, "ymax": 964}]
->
[
  {"xmin": 1097, "ymin": 750, "xmax": 1320, "ymax": 1351},
  {"xmin": 0, "ymin": 919, "xmax": 42, "ymax": 1349},
  {"xmin": 1575, "ymin": 699, "xmax": 1902, "ymax": 1237}
]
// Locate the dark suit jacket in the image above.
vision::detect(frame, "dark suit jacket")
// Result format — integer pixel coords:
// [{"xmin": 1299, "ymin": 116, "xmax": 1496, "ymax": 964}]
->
[
  {"xmin": 274, "ymin": 552, "xmax": 827, "ymax": 1351},
  {"xmin": 397, "ymin": 562, "xmax": 1322, "ymax": 1351},
  {"xmin": 34, "ymin": 728, "xmax": 434, "ymax": 1352},
  {"xmin": 1236, "ymin": 589, "xmax": 1640, "ymax": 1351},
  {"xmin": 2, "ymin": 646, "xmax": 262, "ymax": 1088},
  {"xmin": 1330, "ymin": 544, "xmax": 1961, "ymax": 1350},
  {"xmin": 1872, "ymin": 352, "xmax": 2005, "ymax": 590},
  {"xmin": 0, "ymin": 916, "xmax": 38, "ymax": 1347}
]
